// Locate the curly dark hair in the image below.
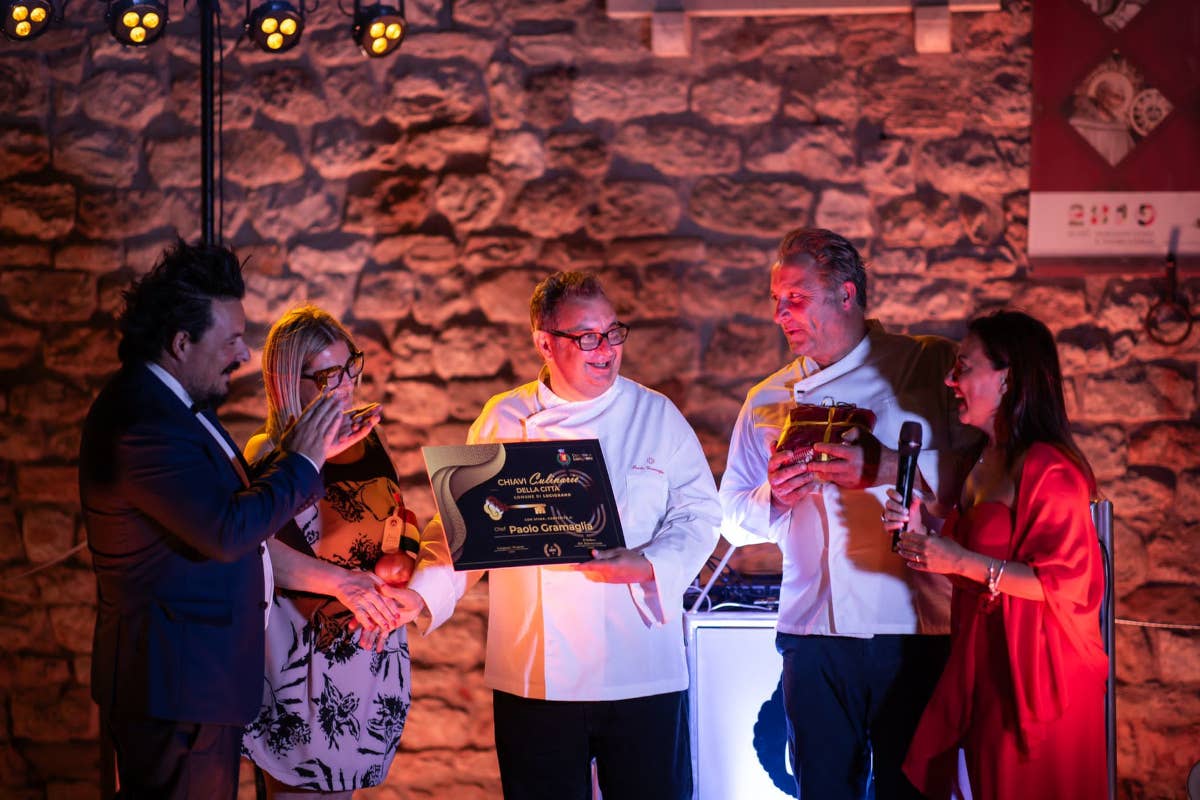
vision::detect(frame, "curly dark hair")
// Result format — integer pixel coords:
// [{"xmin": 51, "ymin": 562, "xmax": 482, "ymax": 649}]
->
[
  {"xmin": 776, "ymin": 227, "xmax": 868, "ymax": 309},
  {"xmin": 117, "ymin": 239, "xmax": 246, "ymax": 365},
  {"xmin": 528, "ymin": 271, "xmax": 608, "ymax": 332}
]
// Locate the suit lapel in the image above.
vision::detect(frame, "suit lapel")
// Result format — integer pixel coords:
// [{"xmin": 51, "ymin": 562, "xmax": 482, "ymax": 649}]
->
[
  {"xmin": 200, "ymin": 409, "xmax": 252, "ymax": 486},
  {"xmin": 133, "ymin": 365, "xmax": 251, "ymax": 487}
]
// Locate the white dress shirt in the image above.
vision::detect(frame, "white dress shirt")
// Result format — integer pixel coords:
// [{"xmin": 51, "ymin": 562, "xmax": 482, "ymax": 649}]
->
[
  {"xmin": 720, "ymin": 322, "xmax": 964, "ymax": 637},
  {"xmin": 145, "ymin": 362, "xmax": 274, "ymax": 627},
  {"xmin": 409, "ymin": 374, "xmax": 721, "ymax": 701}
]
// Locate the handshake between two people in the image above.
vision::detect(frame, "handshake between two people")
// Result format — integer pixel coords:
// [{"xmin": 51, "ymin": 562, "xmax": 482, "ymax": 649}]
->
[
  {"xmin": 338, "ymin": 545, "xmax": 657, "ymax": 652},
  {"xmin": 339, "ymin": 559, "xmax": 426, "ymax": 653}
]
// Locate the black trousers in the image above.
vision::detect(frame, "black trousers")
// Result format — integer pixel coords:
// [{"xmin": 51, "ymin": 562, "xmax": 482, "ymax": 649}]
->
[
  {"xmin": 492, "ymin": 689, "xmax": 692, "ymax": 800},
  {"xmin": 104, "ymin": 708, "xmax": 242, "ymax": 800},
  {"xmin": 777, "ymin": 633, "xmax": 950, "ymax": 800}
]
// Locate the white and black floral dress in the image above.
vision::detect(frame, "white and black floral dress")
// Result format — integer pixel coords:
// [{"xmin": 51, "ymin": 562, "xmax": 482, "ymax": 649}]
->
[{"xmin": 243, "ymin": 431, "xmax": 419, "ymax": 790}]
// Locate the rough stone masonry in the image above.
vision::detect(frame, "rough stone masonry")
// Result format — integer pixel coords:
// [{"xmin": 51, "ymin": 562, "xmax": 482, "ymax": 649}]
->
[{"xmin": 0, "ymin": 1, "xmax": 1197, "ymax": 798}]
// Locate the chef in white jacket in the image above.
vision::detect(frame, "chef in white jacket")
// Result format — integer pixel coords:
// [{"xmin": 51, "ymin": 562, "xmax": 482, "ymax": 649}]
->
[
  {"xmin": 720, "ymin": 227, "xmax": 976, "ymax": 800},
  {"xmin": 398, "ymin": 270, "xmax": 720, "ymax": 800}
]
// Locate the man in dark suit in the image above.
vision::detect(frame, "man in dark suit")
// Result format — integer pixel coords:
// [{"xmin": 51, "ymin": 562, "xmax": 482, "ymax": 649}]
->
[{"xmin": 80, "ymin": 240, "xmax": 366, "ymax": 798}]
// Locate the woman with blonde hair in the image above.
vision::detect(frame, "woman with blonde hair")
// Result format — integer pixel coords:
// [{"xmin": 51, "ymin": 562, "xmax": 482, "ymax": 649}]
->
[{"xmin": 243, "ymin": 305, "xmax": 419, "ymax": 799}]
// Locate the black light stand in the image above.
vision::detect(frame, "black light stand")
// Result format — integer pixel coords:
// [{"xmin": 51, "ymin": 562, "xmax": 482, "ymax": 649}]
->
[{"xmin": 199, "ymin": 0, "xmax": 216, "ymax": 245}]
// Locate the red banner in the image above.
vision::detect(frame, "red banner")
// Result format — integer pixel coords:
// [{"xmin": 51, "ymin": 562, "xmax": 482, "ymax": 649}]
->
[{"xmin": 1030, "ymin": 0, "xmax": 1200, "ymax": 263}]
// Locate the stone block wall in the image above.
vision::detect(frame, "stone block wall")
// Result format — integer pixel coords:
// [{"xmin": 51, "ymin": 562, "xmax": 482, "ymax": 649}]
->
[{"xmin": 1, "ymin": 0, "xmax": 1198, "ymax": 797}]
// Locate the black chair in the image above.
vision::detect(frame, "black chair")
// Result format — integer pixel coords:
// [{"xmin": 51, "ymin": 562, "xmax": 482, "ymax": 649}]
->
[{"xmin": 1091, "ymin": 499, "xmax": 1117, "ymax": 800}]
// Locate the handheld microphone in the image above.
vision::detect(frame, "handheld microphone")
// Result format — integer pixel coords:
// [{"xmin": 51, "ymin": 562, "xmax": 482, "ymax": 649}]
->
[{"xmin": 892, "ymin": 421, "xmax": 923, "ymax": 552}]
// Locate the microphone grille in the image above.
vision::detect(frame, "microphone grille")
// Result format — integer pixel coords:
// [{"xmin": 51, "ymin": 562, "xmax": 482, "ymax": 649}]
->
[{"xmin": 899, "ymin": 420, "xmax": 923, "ymax": 450}]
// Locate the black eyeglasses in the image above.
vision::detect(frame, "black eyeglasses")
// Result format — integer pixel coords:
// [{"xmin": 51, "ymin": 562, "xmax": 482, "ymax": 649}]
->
[
  {"xmin": 545, "ymin": 323, "xmax": 631, "ymax": 352},
  {"xmin": 301, "ymin": 349, "xmax": 365, "ymax": 391}
]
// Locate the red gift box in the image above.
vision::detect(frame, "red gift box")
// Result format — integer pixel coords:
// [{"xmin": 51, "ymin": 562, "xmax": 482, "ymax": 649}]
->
[{"xmin": 776, "ymin": 402, "xmax": 877, "ymax": 462}]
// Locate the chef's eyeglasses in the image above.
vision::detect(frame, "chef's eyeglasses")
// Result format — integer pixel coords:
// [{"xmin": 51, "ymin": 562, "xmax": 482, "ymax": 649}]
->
[
  {"xmin": 301, "ymin": 350, "xmax": 365, "ymax": 391},
  {"xmin": 546, "ymin": 323, "xmax": 631, "ymax": 351}
]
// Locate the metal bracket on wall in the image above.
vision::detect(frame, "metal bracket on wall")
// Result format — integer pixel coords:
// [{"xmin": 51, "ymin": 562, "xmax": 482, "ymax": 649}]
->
[{"xmin": 606, "ymin": 0, "xmax": 1000, "ymax": 58}]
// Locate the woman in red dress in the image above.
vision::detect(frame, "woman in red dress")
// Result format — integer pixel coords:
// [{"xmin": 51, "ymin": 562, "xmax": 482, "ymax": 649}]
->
[{"xmin": 883, "ymin": 310, "xmax": 1108, "ymax": 800}]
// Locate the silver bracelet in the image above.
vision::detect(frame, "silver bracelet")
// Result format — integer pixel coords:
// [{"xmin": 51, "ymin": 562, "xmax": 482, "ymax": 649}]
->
[{"xmin": 987, "ymin": 559, "xmax": 1007, "ymax": 596}]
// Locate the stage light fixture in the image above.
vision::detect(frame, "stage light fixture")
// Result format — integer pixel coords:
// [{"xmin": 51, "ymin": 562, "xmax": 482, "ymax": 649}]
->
[
  {"xmin": 245, "ymin": 0, "xmax": 304, "ymax": 52},
  {"xmin": 353, "ymin": 0, "xmax": 404, "ymax": 58},
  {"xmin": 3, "ymin": 0, "xmax": 53, "ymax": 40},
  {"xmin": 107, "ymin": 0, "xmax": 167, "ymax": 45}
]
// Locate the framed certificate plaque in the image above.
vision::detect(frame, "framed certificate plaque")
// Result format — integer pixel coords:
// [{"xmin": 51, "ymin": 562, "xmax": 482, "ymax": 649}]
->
[{"xmin": 421, "ymin": 439, "xmax": 626, "ymax": 571}]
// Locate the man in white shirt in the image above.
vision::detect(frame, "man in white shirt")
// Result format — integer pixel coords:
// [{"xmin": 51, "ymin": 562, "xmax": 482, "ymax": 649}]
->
[
  {"xmin": 720, "ymin": 228, "xmax": 975, "ymax": 799},
  {"xmin": 399, "ymin": 271, "xmax": 721, "ymax": 800}
]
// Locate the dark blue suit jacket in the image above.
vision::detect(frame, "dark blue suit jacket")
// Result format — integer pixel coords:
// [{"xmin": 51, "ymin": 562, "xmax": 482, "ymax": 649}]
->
[{"xmin": 80, "ymin": 363, "xmax": 323, "ymax": 726}]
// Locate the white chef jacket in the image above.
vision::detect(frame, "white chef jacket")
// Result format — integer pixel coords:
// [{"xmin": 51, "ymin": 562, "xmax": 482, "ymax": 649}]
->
[
  {"xmin": 409, "ymin": 374, "xmax": 721, "ymax": 701},
  {"xmin": 720, "ymin": 322, "xmax": 966, "ymax": 637}
]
